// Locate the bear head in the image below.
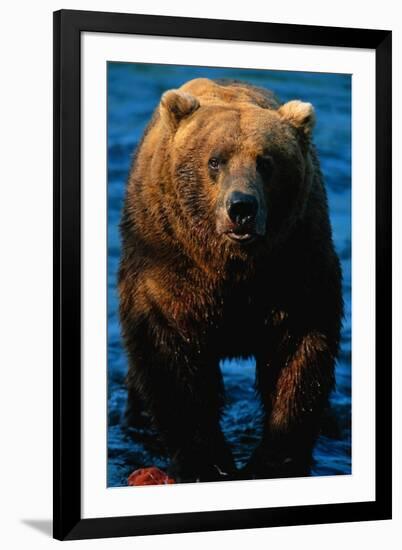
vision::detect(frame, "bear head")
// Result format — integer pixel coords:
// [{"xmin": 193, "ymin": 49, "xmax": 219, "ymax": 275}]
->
[{"xmin": 158, "ymin": 79, "xmax": 317, "ymax": 267}]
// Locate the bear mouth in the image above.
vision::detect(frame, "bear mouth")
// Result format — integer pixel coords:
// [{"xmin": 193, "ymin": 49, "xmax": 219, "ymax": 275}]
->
[{"xmin": 225, "ymin": 231, "xmax": 257, "ymax": 244}]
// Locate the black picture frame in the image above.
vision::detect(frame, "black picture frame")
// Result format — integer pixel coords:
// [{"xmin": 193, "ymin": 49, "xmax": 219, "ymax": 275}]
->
[{"xmin": 53, "ymin": 9, "xmax": 392, "ymax": 541}]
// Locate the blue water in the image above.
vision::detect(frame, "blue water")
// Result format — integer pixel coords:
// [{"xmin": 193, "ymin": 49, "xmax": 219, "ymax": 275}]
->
[{"xmin": 107, "ymin": 62, "xmax": 351, "ymax": 487}]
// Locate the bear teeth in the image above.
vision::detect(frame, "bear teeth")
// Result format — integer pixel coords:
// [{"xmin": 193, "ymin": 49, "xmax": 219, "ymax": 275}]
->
[{"xmin": 226, "ymin": 231, "xmax": 256, "ymax": 243}]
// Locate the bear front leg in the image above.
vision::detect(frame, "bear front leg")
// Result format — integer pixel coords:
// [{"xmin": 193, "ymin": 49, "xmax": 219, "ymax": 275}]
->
[
  {"xmin": 125, "ymin": 342, "xmax": 235, "ymax": 483},
  {"xmin": 247, "ymin": 331, "xmax": 336, "ymax": 479}
]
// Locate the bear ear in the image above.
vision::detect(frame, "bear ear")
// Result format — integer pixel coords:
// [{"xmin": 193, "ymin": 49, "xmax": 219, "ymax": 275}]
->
[
  {"xmin": 278, "ymin": 100, "xmax": 316, "ymax": 135},
  {"xmin": 159, "ymin": 90, "xmax": 200, "ymax": 131}
]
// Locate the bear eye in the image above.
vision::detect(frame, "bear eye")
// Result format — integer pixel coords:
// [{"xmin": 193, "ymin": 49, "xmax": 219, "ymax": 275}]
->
[
  {"xmin": 208, "ymin": 157, "xmax": 220, "ymax": 171},
  {"xmin": 257, "ymin": 154, "xmax": 274, "ymax": 179}
]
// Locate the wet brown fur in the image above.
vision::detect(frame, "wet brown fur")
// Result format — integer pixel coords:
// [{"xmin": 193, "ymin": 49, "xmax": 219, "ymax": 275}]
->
[{"xmin": 119, "ymin": 78, "xmax": 343, "ymax": 481}]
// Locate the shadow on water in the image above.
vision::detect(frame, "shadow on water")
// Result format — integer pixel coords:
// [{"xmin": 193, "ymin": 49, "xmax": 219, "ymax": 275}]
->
[{"xmin": 107, "ymin": 63, "xmax": 352, "ymax": 487}]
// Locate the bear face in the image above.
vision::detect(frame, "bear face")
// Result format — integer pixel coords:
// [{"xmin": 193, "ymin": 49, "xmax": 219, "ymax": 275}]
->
[{"xmin": 158, "ymin": 82, "xmax": 316, "ymax": 264}]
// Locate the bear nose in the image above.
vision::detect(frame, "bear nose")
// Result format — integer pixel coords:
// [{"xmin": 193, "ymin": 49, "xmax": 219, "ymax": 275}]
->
[{"xmin": 227, "ymin": 192, "xmax": 258, "ymax": 225}]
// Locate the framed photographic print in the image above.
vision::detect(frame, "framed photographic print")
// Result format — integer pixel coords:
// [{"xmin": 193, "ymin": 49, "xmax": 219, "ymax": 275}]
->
[{"xmin": 53, "ymin": 9, "xmax": 392, "ymax": 540}]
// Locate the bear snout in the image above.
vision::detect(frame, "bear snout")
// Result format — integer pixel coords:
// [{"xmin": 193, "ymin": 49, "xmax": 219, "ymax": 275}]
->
[
  {"xmin": 216, "ymin": 190, "xmax": 266, "ymax": 244},
  {"xmin": 226, "ymin": 191, "xmax": 258, "ymax": 227}
]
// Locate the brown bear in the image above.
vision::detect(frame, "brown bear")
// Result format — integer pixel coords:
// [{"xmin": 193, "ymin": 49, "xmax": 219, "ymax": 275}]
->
[{"xmin": 119, "ymin": 78, "xmax": 343, "ymax": 483}]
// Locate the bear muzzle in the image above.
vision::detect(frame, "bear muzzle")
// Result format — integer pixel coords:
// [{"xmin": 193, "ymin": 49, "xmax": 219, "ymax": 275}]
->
[{"xmin": 216, "ymin": 191, "xmax": 266, "ymax": 244}]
